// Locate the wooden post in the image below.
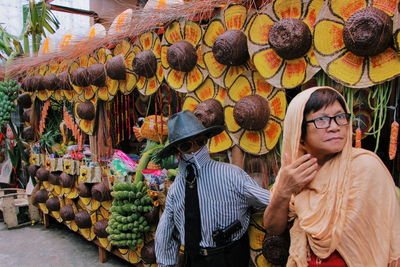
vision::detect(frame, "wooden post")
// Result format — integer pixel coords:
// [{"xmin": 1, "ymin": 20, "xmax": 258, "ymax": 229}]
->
[
  {"xmin": 43, "ymin": 212, "xmax": 49, "ymax": 228},
  {"xmin": 98, "ymin": 246, "xmax": 108, "ymax": 263}
]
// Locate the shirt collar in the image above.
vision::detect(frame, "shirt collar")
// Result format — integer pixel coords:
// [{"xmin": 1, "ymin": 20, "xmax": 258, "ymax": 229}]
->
[{"xmin": 180, "ymin": 145, "xmax": 211, "ymax": 169}]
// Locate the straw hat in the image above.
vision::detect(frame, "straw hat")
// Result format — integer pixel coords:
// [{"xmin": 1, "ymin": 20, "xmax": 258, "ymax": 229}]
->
[
  {"xmin": 182, "ymin": 77, "xmax": 233, "ymax": 153},
  {"xmin": 313, "ymin": 0, "xmax": 400, "ymax": 88},
  {"xmin": 161, "ymin": 19, "xmax": 208, "ymax": 93},
  {"xmin": 202, "ymin": 4, "xmax": 253, "ymax": 88},
  {"xmin": 246, "ymin": 0, "xmax": 323, "ymax": 89},
  {"xmin": 224, "ymin": 71, "xmax": 286, "ymax": 155}
]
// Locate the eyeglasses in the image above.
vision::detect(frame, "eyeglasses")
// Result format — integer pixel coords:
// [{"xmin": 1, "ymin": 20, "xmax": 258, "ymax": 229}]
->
[
  {"xmin": 177, "ymin": 136, "xmax": 208, "ymax": 153},
  {"xmin": 305, "ymin": 113, "xmax": 351, "ymax": 129}
]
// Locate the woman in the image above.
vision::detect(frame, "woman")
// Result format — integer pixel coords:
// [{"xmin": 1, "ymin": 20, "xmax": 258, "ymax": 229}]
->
[{"xmin": 263, "ymin": 87, "xmax": 400, "ymax": 266}]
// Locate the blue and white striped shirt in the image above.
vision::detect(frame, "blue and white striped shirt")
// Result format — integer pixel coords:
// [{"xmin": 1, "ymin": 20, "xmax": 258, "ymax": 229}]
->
[{"xmin": 155, "ymin": 146, "xmax": 270, "ymax": 267}]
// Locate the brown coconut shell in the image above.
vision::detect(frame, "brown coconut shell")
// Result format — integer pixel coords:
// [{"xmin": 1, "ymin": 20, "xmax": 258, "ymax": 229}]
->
[
  {"xmin": 36, "ymin": 167, "xmax": 50, "ymax": 181},
  {"xmin": 42, "ymin": 73, "xmax": 60, "ymax": 91},
  {"xmin": 57, "ymin": 71, "xmax": 73, "ymax": 90},
  {"xmin": 77, "ymin": 182, "xmax": 92, "ymax": 198},
  {"xmin": 60, "ymin": 172, "xmax": 75, "ymax": 188},
  {"xmin": 35, "ymin": 189, "xmax": 49, "ymax": 203},
  {"xmin": 28, "ymin": 164, "xmax": 39, "ymax": 177},
  {"xmin": 75, "ymin": 211, "xmax": 92, "ymax": 228},
  {"xmin": 23, "ymin": 108, "xmax": 31, "ymax": 123},
  {"xmin": 262, "ymin": 231, "xmax": 290, "ymax": 266},
  {"xmin": 48, "ymin": 172, "xmax": 61, "ymax": 185},
  {"xmin": 21, "ymin": 77, "xmax": 31, "ymax": 92},
  {"xmin": 45, "ymin": 197, "xmax": 60, "ymax": 211},
  {"xmin": 212, "ymin": 29, "xmax": 249, "ymax": 66},
  {"xmin": 141, "ymin": 240, "xmax": 156, "ymax": 264},
  {"xmin": 87, "ymin": 63, "xmax": 106, "ymax": 87},
  {"xmin": 91, "ymin": 182, "xmax": 112, "ymax": 202},
  {"xmin": 93, "ymin": 219, "xmax": 109, "ymax": 238},
  {"xmin": 22, "ymin": 126, "xmax": 34, "ymax": 141},
  {"xmin": 77, "ymin": 101, "xmax": 95, "ymax": 120},
  {"xmin": 17, "ymin": 93, "xmax": 32, "ymax": 109},
  {"xmin": 106, "ymin": 55, "xmax": 126, "ymax": 80},
  {"xmin": 167, "ymin": 40, "xmax": 198, "ymax": 72},
  {"xmin": 71, "ymin": 67, "xmax": 91, "ymax": 87},
  {"xmin": 194, "ymin": 99, "xmax": 224, "ymax": 128},
  {"xmin": 144, "ymin": 205, "xmax": 160, "ymax": 225},
  {"xmin": 233, "ymin": 95, "xmax": 270, "ymax": 131},
  {"xmin": 30, "ymin": 75, "xmax": 45, "ymax": 91},
  {"xmin": 60, "ymin": 204, "xmax": 75, "ymax": 221}
]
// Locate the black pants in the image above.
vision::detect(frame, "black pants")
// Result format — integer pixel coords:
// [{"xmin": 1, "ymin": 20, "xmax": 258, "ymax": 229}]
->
[{"xmin": 183, "ymin": 234, "xmax": 250, "ymax": 267}]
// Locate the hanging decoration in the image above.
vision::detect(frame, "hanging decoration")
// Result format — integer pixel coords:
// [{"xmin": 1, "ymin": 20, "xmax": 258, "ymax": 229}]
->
[
  {"xmin": 314, "ymin": 0, "xmax": 400, "ymax": 88},
  {"xmin": 74, "ymin": 98, "xmax": 97, "ymax": 135},
  {"xmin": 246, "ymin": 0, "xmax": 323, "ymax": 89},
  {"xmin": 161, "ymin": 19, "xmax": 207, "ymax": 93}
]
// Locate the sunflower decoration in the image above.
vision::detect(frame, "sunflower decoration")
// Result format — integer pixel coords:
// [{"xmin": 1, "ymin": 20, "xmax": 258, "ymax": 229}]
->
[
  {"xmin": 313, "ymin": 0, "xmax": 400, "ymax": 88},
  {"xmin": 94, "ymin": 212, "xmax": 112, "ymax": 251},
  {"xmin": 60, "ymin": 171, "xmax": 79, "ymax": 200},
  {"xmin": 248, "ymin": 212, "xmax": 274, "ymax": 267},
  {"xmin": 110, "ymin": 39, "xmax": 137, "ymax": 95},
  {"xmin": 393, "ymin": 3, "xmax": 400, "ymax": 53},
  {"xmin": 60, "ymin": 198, "xmax": 79, "ymax": 232},
  {"xmin": 75, "ymin": 209, "xmax": 97, "ymax": 241},
  {"xmin": 74, "ymin": 98, "xmax": 97, "ymax": 135},
  {"xmin": 224, "ymin": 71, "xmax": 286, "ymax": 155},
  {"xmin": 182, "ymin": 77, "xmax": 233, "ymax": 153},
  {"xmin": 45, "ymin": 195, "xmax": 63, "ymax": 223},
  {"xmin": 77, "ymin": 181, "xmax": 101, "ymax": 212},
  {"xmin": 161, "ymin": 19, "xmax": 207, "ymax": 92},
  {"xmin": 202, "ymin": 4, "xmax": 254, "ymax": 89},
  {"xmin": 131, "ymin": 31, "xmax": 164, "ymax": 95},
  {"xmin": 94, "ymin": 47, "xmax": 118, "ymax": 101}
]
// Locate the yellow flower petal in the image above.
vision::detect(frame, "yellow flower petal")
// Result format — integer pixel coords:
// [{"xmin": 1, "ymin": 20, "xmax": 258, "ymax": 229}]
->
[
  {"xmin": 248, "ymin": 13, "xmax": 274, "ymax": 45},
  {"xmin": 204, "ymin": 51, "xmax": 227, "ymax": 78},
  {"xmin": 125, "ymin": 73, "xmax": 137, "ymax": 92},
  {"xmin": 239, "ymin": 130, "xmax": 262, "ymax": 154},
  {"xmin": 187, "ymin": 66, "xmax": 204, "ymax": 92},
  {"xmin": 255, "ymin": 254, "xmax": 274, "ymax": 267},
  {"xmin": 54, "ymin": 90, "xmax": 64, "ymax": 101},
  {"xmin": 125, "ymin": 52, "xmax": 135, "ymax": 71},
  {"xmin": 210, "ymin": 131, "xmax": 233, "ymax": 153},
  {"xmin": 327, "ymin": 51, "xmax": 364, "ymax": 86},
  {"xmin": 97, "ymin": 48, "xmax": 107, "ymax": 63},
  {"xmin": 303, "ymin": 0, "xmax": 324, "ymax": 29},
  {"xmin": 161, "ymin": 45, "xmax": 170, "ymax": 68},
  {"xmin": 314, "ymin": 20, "xmax": 345, "ymax": 56},
  {"xmin": 203, "ymin": 19, "xmax": 225, "ymax": 48},
  {"xmin": 63, "ymin": 90, "xmax": 75, "ymax": 101},
  {"xmin": 167, "ymin": 69, "xmax": 185, "ymax": 89},
  {"xmin": 84, "ymin": 87, "xmax": 95, "ymax": 100},
  {"xmin": 269, "ymin": 90, "xmax": 286, "ymax": 120},
  {"xmin": 224, "ymin": 106, "xmax": 241, "ymax": 132},
  {"xmin": 273, "ymin": 0, "xmax": 302, "ymax": 19},
  {"xmin": 184, "ymin": 21, "xmax": 202, "ymax": 46},
  {"xmin": 156, "ymin": 61, "xmax": 164, "ymax": 82},
  {"xmin": 195, "ymin": 77, "xmax": 216, "ymax": 101},
  {"xmin": 196, "ymin": 46, "xmax": 205, "ymax": 69},
  {"xmin": 252, "ymin": 48, "xmax": 283, "ymax": 79},
  {"xmin": 137, "ymin": 76, "xmax": 145, "ymax": 89},
  {"xmin": 281, "ymin": 57, "xmax": 307, "ymax": 88},
  {"xmin": 224, "ymin": 5, "xmax": 247, "ymax": 30},
  {"xmin": 97, "ymin": 87, "xmax": 109, "ymax": 101},
  {"xmin": 165, "ymin": 21, "xmax": 183, "ymax": 44},
  {"xmin": 248, "ymin": 213, "xmax": 265, "ymax": 250},
  {"xmin": 253, "ymin": 71, "xmax": 273, "ymax": 98},
  {"xmin": 264, "ymin": 119, "xmax": 282, "ymax": 150},
  {"xmin": 182, "ymin": 96, "xmax": 199, "ymax": 111},
  {"xmin": 107, "ymin": 78, "xmax": 119, "ymax": 96},
  {"xmin": 368, "ymin": 48, "xmax": 400, "ymax": 83},
  {"xmin": 229, "ymin": 75, "xmax": 252, "ymax": 102},
  {"xmin": 306, "ymin": 48, "xmax": 319, "ymax": 67},
  {"xmin": 215, "ymin": 87, "xmax": 227, "ymax": 104},
  {"xmin": 139, "ymin": 32, "xmax": 154, "ymax": 50},
  {"xmin": 145, "ymin": 76, "xmax": 158, "ymax": 95},
  {"xmin": 330, "ymin": 0, "xmax": 367, "ymax": 21},
  {"xmin": 153, "ymin": 37, "xmax": 161, "ymax": 58},
  {"xmin": 373, "ymin": 0, "xmax": 398, "ymax": 15},
  {"xmin": 224, "ymin": 65, "xmax": 248, "ymax": 88},
  {"xmin": 128, "ymin": 250, "xmax": 141, "ymax": 264}
]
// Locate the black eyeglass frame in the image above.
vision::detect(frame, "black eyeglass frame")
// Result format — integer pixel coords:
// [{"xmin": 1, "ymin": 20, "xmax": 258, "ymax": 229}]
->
[
  {"xmin": 177, "ymin": 136, "xmax": 208, "ymax": 153},
  {"xmin": 305, "ymin": 113, "xmax": 351, "ymax": 129}
]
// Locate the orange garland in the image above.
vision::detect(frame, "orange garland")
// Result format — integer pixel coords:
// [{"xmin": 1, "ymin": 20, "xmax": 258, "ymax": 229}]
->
[
  {"xmin": 39, "ymin": 100, "xmax": 51, "ymax": 134},
  {"xmin": 63, "ymin": 106, "xmax": 82, "ymax": 145}
]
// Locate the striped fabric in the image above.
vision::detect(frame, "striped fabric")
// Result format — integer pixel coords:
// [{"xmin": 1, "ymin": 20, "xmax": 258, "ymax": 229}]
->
[{"xmin": 155, "ymin": 146, "xmax": 270, "ymax": 267}]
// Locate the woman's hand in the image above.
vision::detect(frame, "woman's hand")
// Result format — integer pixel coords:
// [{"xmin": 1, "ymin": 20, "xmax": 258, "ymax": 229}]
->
[{"xmin": 275, "ymin": 154, "xmax": 318, "ymax": 198}]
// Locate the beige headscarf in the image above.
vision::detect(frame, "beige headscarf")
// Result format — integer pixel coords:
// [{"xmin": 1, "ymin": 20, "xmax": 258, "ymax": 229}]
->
[{"xmin": 275, "ymin": 87, "xmax": 400, "ymax": 267}]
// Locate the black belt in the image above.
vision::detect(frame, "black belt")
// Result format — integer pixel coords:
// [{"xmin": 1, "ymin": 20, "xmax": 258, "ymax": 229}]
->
[{"xmin": 198, "ymin": 238, "xmax": 242, "ymax": 257}]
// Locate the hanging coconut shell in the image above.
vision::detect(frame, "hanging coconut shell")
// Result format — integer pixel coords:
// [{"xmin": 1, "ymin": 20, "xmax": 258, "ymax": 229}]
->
[
  {"xmin": 23, "ymin": 108, "xmax": 31, "ymax": 123},
  {"xmin": 58, "ymin": 71, "xmax": 73, "ymax": 90},
  {"xmin": 21, "ymin": 77, "xmax": 31, "ymax": 92},
  {"xmin": 93, "ymin": 219, "xmax": 109, "ymax": 238},
  {"xmin": 71, "ymin": 67, "xmax": 91, "ymax": 87},
  {"xmin": 77, "ymin": 101, "xmax": 95, "ymax": 120},
  {"xmin": 22, "ymin": 126, "xmax": 34, "ymax": 141},
  {"xmin": 60, "ymin": 204, "xmax": 75, "ymax": 221},
  {"xmin": 48, "ymin": 172, "xmax": 61, "ymax": 185},
  {"xmin": 91, "ymin": 182, "xmax": 112, "ymax": 202},
  {"xmin": 35, "ymin": 189, "xmax": 49, "ymax": 203},
  {"xmin": 144, "ymin": 205, "xmax": 160, "ymax": 225},
  {"xmin": 75, "ymin": 211, "xmax": 92, "ymax": 228},
  {"xmin": 30, "ymin": 75, "xmax": 45, "ymax": 91},
  {"xmin": 87, "ymin": 63, "xmax": 106, "ymax": 87},
  {"xmin": 36, "ymin": 167, "xmax": 50, "ymax": 181},
  {"xmin": 194, "ymin": 99, "xmax": 224, "ymax": 128},
  {"xmin": 60, "ymin": 172, "xmax": 75, "ymax": 188},
  {"xmin": 105, "ymin": 55, "xmax": 126, "ymax": 80},
  {"xmin": 42, "ymin": 73, "xmax": 60, "ymax": 91},
  {"xmin": 233, "ymin": 95, "xmax": 270, "ymax": 131},
  {"xmin": 28, "ymin": 164, "xmax": 39, "ymax": 177},
  {"xmin": 77, "ymin": 182, "xmax": 92, "ymax": 198},
  {"xmin": 262, "ymin": 232, "xmax": 290, "ymax": 266},
  {"xmin": 141, "ymin": 240, "xmax": 156, "ymax": 264},
  {"xmin": 45, "ymin": 197, "xmax": 60, "ymax": 211},
  {"xmin": 17, "ymin": 93, "xmax": 32, "ymax": 109}
]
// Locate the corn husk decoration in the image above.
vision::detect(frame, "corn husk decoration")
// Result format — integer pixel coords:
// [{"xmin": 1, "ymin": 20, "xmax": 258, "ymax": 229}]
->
[
  {"xmin": 224, "ymin": 71, "xmax": 286, "ymax": 155},
  {"xmin": 74, "ymin": 98, "xmax": 97, "ymax": 135},
  {"xmin": 246, "ymin": 0, "xmax": 323, "ymax": 89},
  {"xmin": 132, "ymin": 32, "xmax": 164, "ymax": 95},
  {"xmin": 313, "ymin": 0, "xmax": 400, "ymax": 88},
  {"xmin": 161, "ymin": 19, "xmax": 207, "ymax": 92},
  {"xmin": 133, "ymin": 115, "xmax": 168, "ymax": 143},
  {"xmin": 202, "ymin": 4, "xmax": 253, "ymax": 89},
  {"xmin": 182, "ymin": 77, "xmax": 233, "ymax": 153}
]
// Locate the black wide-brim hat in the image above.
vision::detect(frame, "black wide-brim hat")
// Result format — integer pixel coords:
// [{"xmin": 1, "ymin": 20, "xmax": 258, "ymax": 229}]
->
[{"xmin": 157, "ymin": 110, "xmax": 224, "ymax": 158}]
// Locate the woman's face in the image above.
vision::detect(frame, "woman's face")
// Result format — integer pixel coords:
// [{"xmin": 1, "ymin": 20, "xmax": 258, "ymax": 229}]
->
[{"xmin": 303, "ymin": 100, "xmax": 349, "ymax": 162}]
